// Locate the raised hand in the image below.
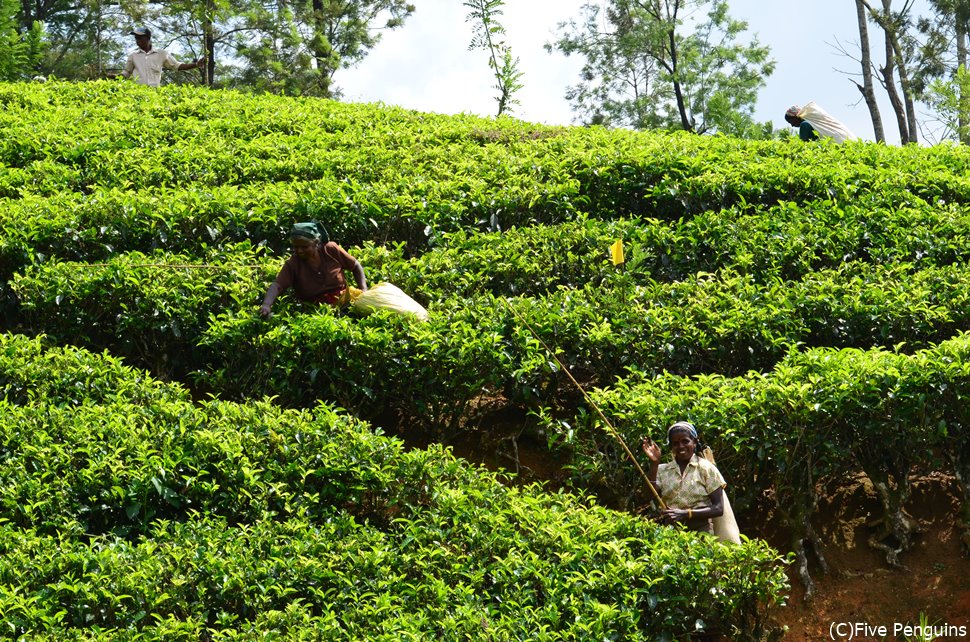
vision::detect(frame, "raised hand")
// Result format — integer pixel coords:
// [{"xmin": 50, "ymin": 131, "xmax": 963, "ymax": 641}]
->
[{"xmin": 641, "ymin": 437, "xmax": 661, "ymax": 464}]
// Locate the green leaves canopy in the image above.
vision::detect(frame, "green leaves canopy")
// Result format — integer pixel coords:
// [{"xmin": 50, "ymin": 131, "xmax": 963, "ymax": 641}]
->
[
  {"xmin": 463, "ymin": 0, "xmax": 524, "ymax": 116},
  {"xmin": 0, "ymin": 0, "xmax": 41, "ymax": 81},
  {"xmin": 549, "ymin": 0, "xmax": 775, "ymax": 134}
]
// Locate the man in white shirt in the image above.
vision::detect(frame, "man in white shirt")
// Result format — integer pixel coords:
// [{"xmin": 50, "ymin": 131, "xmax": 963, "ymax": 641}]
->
[{"xmin": 121, "ymin": 27, "xmax": 205, "ymax": 87}]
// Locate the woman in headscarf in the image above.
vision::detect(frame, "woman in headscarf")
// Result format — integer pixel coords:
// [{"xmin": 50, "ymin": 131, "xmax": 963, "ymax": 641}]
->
[
  {"xmin": 784, "ymin": 105, "xmax": 819, "ymax": 141},
  {"xmin": 784, "ymin": 102, "xmax": 858, "ymax": 143},
  {"xmin": 259, "ymin": 222, "xmax": 368, "ymax": 317},
  {"xmin": 641, "ymin": 421, "xmax": 725, "ymax": 534}
]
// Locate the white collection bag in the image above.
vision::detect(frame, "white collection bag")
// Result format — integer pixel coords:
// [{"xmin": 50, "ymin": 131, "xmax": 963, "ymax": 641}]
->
[
  {"xmin": 702, "ymin": 449, "xmax": 742, "ymax": 545},
  {"xmin": 713, "ymin": 489, "xmax": 742, "ymax": 545},
  {"xmin": 351, "ymin": 282, "xmax": 429, "ymax": 321},
  {"xmin": 798, "ymin": 101, "xmax": 858, "ymax": 143}
]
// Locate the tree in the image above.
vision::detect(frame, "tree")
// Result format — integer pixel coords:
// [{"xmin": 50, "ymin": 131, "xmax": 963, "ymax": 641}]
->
[
  {"xmin": 859, "ymin": 0, "xmax": 921, "ymax": 144},
  {"xmin": 221, "ymin": 0, "xmax": 414, "ymax": 97},
  {"xmin": 851, "ymin": 0, "xmax": 886, "ymax": 142},
  {"xmin": 915, "ymin": 0, "xmax": 970, "ymax": 142},
  {"xmin": 298, "ymin": 0, "xmax": 414, "ymax": 97},
  {"xmin": 924, "ymin": 66, "xmax": 970, "ymax": 142},
  {"xmin": 227, "ymin": 0, "xmax": 319, "ymax": 95},
  {"xmin": 0, "ymin": 0, "xmax": 41, "ymax": 80},
  {"xmin": 0, "ymin": 0, "xmax": 24, "ymax": 79},
  {"xmin": 11, "ymin": 0, "xmax": 129, "ymax": 80},
  {"xmin": 547, "ymin": 0, "xmax": 774, "ymax": 134},
  {"xmin": 464, "ymin": 0, "xmax": 523, "ymax": 116},
  {"xmin": 5, "ymin": 0, "xmax": 414, "ymax": 90}
]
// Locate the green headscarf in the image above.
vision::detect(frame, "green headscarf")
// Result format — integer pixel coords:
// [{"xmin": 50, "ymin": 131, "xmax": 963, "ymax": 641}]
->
[{"xmin": 290, "ymin": 221, "xmax": 329, "ymax": 242}]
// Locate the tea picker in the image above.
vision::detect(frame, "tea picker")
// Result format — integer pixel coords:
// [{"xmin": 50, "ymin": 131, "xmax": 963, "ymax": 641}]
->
[
  {"xmin": 261, "ymin": 221, "xmax": 428, "ymax": 321},
  {"xmin": 784, "ymin": 102, "xmax": 857, "ymax": 143},
  {"xmin": 112, "ymin": 27, "xmax": 206, "ymax": 87},
  {"xmin": 642, "ymin": 422, "xmax": 741, "ymax": 542}
]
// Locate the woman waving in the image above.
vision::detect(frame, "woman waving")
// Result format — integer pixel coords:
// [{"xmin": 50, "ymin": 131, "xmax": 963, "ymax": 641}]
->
[{"xmin": 642, "ymin": 421, "xmax": 725, "ymax": 535}]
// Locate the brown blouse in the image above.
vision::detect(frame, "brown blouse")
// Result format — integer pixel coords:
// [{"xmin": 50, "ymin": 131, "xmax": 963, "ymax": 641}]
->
[{"xmin": 271, "ymin": 242, "xmax": 358, "ymax": 302}]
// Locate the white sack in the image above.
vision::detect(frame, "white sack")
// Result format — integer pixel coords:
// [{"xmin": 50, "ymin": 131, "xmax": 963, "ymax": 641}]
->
[
  {"xmin": 798, "ymin": 101, "xmax": 858, "ymax": 143},
  {"xmin": 351, "ymin": 282, "xmax": 428, "ymax": 321},
  {"xmin": 713, "ymin": 490, "xmax": 742, "ymax": 545}
]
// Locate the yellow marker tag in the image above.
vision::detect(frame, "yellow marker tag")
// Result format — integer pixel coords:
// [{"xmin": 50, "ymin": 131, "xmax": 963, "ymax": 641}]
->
[{"xmin": 610, "ymin": 239, "xmax": 625, "ymax": 266}]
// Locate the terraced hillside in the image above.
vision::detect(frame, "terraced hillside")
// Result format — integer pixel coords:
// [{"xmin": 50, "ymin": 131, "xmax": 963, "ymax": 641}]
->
[{"xmin": 2, "ymin": 80, "xmax": 969, "ymax": 638}]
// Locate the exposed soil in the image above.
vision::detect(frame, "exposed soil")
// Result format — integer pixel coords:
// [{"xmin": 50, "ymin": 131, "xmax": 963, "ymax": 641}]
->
[
  {"xmin": 411, "ymin": 418, "xmax": 970, "ymax": 642},
  {"xmin": 751, "ymin": 472, "xmax": 970, "ymax": 641}
]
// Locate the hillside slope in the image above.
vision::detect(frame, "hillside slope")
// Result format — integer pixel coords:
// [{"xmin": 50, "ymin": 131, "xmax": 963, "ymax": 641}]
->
[{"xmin": 1, "ymin": 80, "xmax": 969, "ymax": 638}]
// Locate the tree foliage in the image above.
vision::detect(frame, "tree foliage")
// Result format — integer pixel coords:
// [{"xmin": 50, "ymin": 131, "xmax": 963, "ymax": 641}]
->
[
  {"xmin": 17, "ymin": 0, "xmax": 127, "ymax": 79},
  {"xmin": 287, "ymin": 0, "xmax": 416, "ymax": 97},
  {"xmin": 0, "ymin": 0, "xmax": 41, "ymax": 80},
  {"xmin": 224, "ymin": 0, "xmax": 318, "ymax": 94},
  {"xmin": 548, "ymin": 0, "xmax": 774, "ymax": 134},
  {"xmin": 10, "ymin": 0, "xmax": 413, "ymax": 95},
  {"xmin": 463, "ymin": 0, "xmax": 523, "ymax": 116},
  {"xmin": 915, "ymin": 0, "xmax": 970, "ymax": 142},
  {"xmin": 924, "ymin": 65, "xmax": 970, "ymax": 142}
]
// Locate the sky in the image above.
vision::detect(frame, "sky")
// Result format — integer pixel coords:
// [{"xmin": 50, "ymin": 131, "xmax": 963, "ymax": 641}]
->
[{"xmin": 338, "ymin": 0, "xmax": 937, "ymax": 145}]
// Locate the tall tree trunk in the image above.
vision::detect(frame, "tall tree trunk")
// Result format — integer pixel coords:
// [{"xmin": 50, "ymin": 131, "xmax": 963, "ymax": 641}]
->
[
  {"xmin": 667, "ymin": 27, "xmax": 691, "ymax": 132},
  {"xmin": 655, "ymin": 0, "xmax": 691, "ymax": 132},
  {"xmin": 855, "ymin": 0, "xmax": 885, "ymax": 142},
  {"xmin": 310, "ymin": 0, "xmax": 335, "ymax": 97},
  {"xmin": 881, "ymin": 23, "xmax": 910, "ymax": 142},
  {"xmin": 20, "ymin": 0, "xmax": 34, "ymax": 25},
  {"xmin": 882, "ymin": 0, "xmax": 919, "ymax": 143},
  {"xmin": 958, "ymin": 21, "xmax": 968, "ymax": 143},
  {"xmin": 863, "ymin": 0, "xmax": 910, "ymax": 143},
  {"xmin": 203, "ymin": 0, "xmax": 216, "ymax": 86},
  {"xmin": 93, "ymin": 0, "xmax": 103, "ymax": 77}
]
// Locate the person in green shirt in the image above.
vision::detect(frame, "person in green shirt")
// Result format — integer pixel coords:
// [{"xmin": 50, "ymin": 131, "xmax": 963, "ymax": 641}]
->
[
  {"xmin": 785, "ymin": 105, "xmax": 819, "ymax": 141},
  {"xmin": 784, "ymin": 103, "xmax": 858, "ymax": 143}
]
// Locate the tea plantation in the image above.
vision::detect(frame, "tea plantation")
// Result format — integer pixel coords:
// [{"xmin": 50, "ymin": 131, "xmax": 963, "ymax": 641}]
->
[{"xmin": 2, "ymin": 80, "xmax": 969, "ymax": 639}]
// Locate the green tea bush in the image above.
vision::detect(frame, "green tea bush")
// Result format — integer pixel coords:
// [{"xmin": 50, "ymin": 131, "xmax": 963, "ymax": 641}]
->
[
  {"xmin": 0, "ymin": 336, "xmax": 788, "ymax": 640},
  {"xmin": 575, "ymin": 331, "xmax": 970, "ymax": 594},
  {"xmin": 198, "ymin": 296, "xmax": 545, "ymax": 433},
  {"xmin": 10, "ymin": 245, "xmax": 271, "ymax": 378},
  {"xmin": 0, "ymin": 510, "xmax": 787, "ymax": 640},
  {"xmin": 6, "ymin": 81, "xmax": 970, "ymax": 285},
  {"xmin": 15, "ymin": 247, "xmax": 970, "ymax": 416},
  {"xmin": 0, "ymin": 333, "xmax": 188, "ymax": 407},
  {"xmin": 6, "ymin": 78, "xmax": 970, "ymax": 608}
]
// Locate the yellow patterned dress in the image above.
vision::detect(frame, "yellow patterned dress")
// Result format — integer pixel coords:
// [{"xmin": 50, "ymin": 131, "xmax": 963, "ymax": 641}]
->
[{"xmin": 656, "ymin": 454, "xmax": 726, "ymax": 533}]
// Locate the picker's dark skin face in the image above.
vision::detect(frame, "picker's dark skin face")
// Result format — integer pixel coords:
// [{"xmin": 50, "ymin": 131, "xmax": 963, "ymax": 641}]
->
[
  {"xmin": 134, "ymin": 34, "xmax": 151, "ymax": 52},
  {"xmin": 668, "ymin": 431, "xmax": 696, "ymax": 467},
  {"xmin": 291, "ymin": 237, "xmax": 320, "ymax": 264}
]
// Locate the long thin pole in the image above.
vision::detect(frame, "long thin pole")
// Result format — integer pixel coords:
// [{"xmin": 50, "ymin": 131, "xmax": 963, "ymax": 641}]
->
[
  {"xmin": 64, "ymin": 263, "xmax": 264, "ymax": 269},
  {"xmin": 502, "ymin": 298, "xmax": 666, "ymax": 510}
]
